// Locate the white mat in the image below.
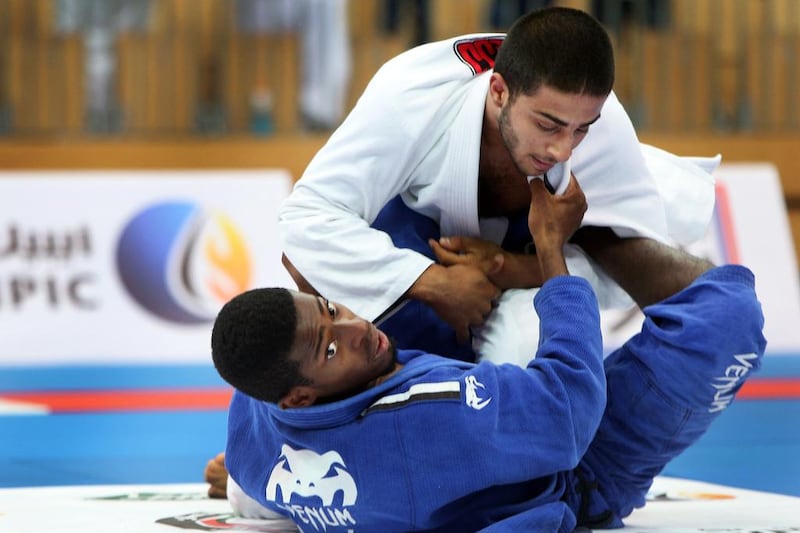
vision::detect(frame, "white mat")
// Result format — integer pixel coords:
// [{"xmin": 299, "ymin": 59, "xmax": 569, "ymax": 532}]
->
[{"xmin": 0, "ymin": 477, "xmax": 797, "ymax": 532}]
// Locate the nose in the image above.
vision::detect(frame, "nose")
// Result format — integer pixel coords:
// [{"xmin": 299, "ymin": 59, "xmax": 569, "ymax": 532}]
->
[
  {"xmin": 335, "ymin": 317, "xmax": 371, "ymax": 350},
  {"xmin": 546, "ymin": 132, "xmax": 573, "ymax": 163}
]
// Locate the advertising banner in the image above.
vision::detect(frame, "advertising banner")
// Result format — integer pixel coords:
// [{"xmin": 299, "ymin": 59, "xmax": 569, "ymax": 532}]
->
[
  {"xmin": 0, "ymin": 171, "xmax": 294, "ymax": 364},
  {"xmin": 602, "ymin": 163, "xmax": 800, "ymax": 354},
  {"xmin": 2, "ymin": 164, "xmax": 797, "ymax": 365}
]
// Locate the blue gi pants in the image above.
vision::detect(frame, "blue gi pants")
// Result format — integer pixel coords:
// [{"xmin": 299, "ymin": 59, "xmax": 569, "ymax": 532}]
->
[{"xmin": 572, "ymin": 265, "xmax": 767, "ymax": 528}]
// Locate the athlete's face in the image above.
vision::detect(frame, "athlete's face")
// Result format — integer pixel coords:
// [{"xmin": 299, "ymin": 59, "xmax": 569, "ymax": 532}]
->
[
  {"xmin": 494, "ymin": 79, "xmax": 606, "ymax": 177},
  {"xmin": 283, "ymin": 292, "xmax": 398, "ymax": 407}
]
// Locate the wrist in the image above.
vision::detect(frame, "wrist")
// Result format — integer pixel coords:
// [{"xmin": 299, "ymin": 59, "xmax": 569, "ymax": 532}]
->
[
  {"xmin": 407, "ymin": 263, "xmax": 446, "ymax": 304},
  {"xmin": 493, "ymin": 251, "xmax": 543, "ymax": 289},
  {"xmin": 535, "ymin": 243, "xmax": 569, "ymax": 281}
]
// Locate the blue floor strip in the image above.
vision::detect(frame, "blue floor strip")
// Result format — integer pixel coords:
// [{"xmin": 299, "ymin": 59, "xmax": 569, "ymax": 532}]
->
[{"xmin": 2, "ymin": 354, "xmax": 799, "ymax": 495}]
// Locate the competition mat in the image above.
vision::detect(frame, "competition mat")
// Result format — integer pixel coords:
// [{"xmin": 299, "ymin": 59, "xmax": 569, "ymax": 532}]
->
[
  {"xmin": 1, "ymin": 356, "xmax": 799, "ymax": 532},
  {"xmin": 0, "ymin": 477, "xmax": 798, "ymax": 532}
]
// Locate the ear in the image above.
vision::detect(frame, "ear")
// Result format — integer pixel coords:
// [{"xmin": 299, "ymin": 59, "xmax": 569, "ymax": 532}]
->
[
  {"xmin": 278, "ymin": 385, "xmax": 317, "ymax": 409},
  {"xmin": 488, "ymin": 72, "xmax": 508, "ymax": 107}
]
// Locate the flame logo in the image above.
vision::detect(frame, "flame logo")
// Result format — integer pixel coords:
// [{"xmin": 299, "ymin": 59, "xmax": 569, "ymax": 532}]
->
[
  {"xmin": 204, "ymin": 212, "xmax": 251, "ymax": 303},
  {"xmin": 117, "ymin": 202, "xmax": 252, "ymax": 324}
]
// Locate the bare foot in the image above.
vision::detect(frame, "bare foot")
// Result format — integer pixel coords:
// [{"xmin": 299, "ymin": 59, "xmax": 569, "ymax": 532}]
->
[{"xmin": 204, "ymin": 452, "xmax": 228, "ymax": 499}]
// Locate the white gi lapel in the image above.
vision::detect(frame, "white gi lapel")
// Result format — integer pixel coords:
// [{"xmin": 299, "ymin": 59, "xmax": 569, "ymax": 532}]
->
[{"xmin": 438, "ymin": 73, "xmax": 490, "ymax": 238}]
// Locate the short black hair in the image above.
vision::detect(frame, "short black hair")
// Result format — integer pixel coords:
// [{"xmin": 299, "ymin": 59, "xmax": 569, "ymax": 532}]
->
[
  {"xmin": 494, "ymin": 7, "xmax": 615, "ymax": 98},
  {"xmin": 211, "ymin": 287, "xmax": 310, "ymax": 403}
]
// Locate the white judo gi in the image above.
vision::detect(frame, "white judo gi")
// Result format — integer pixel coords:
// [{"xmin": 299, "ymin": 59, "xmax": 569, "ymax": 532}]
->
[{"xmin": 278, "ymin": 33, "xmax": 719, "ymax": 361}]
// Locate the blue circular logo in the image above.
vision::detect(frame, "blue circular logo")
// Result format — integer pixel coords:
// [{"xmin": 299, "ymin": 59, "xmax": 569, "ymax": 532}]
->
[{"xmin": 116, "ymin": 201, "xmax": 252, "ymax": 324}]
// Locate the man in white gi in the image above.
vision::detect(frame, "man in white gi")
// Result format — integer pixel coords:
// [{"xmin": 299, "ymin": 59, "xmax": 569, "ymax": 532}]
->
[{"xmin": 277, "ymin": 6, "xmax": 718, "ymax": 363}]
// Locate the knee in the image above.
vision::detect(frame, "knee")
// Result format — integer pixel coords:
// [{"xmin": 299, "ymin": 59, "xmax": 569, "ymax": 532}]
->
[
  {"xmin": 690, "ymin": 265, "xmax": 766, "ymax": 357},
  {"xmin": 627, "ymin": 265, "xmax": 767, "ymax": 412},
  {"xmin": 648, "ymin": 265, "xmax": 766, "ymax": 360}
]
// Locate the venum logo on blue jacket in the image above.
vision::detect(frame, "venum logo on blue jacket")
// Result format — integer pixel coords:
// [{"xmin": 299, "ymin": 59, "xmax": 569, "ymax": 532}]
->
[{"xmin": 266, "ymin": 444, "xmax": 358, "ymax": 531}]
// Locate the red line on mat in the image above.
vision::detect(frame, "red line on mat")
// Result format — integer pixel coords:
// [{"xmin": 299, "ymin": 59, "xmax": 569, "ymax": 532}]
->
[
  {"xmin": 736, "ymin": 378, "xmax": 800, "ymax": 400},
  {"xmin": 0, "ymin": 387, "xmax": 233, "ymax": 413},
  {"xmin": 1, "ymin": 379, "xmax": 798, "ymax": 414}
]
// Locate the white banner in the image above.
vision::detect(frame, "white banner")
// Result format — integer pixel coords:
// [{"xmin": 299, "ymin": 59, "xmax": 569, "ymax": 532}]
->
[
  {"xmin": 602, "ymin": 163, "xmax": 800, "ymax": 354},
  {"xmin": 0, "ymin": 171, "xmax": 294, "ymax": 365},
  {"xmin": 3, "ymin": 165, "xmax": 797, "ymax": 365}
]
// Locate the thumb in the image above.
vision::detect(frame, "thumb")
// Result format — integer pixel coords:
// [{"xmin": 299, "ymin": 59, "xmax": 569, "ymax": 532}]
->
[{"xmin": 488, "ymin": 253, "xmax": 504, "ymax": 275}]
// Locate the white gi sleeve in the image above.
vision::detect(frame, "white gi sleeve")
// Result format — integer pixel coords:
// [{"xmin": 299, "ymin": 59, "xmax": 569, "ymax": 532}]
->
[
  {"xmin": 279, "ymin": 45, "xmax": 473, "ymax": 321},
  {"xmin": 227, "ymin": 475, "xmax": 299, "ymax": 529},
  {"xmin": 278, "ymin": 88, "xmax": 435, "ymax": 320}
]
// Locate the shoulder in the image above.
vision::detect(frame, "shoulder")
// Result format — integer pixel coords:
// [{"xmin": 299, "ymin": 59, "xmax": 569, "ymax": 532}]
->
[{"xmin": 369, "ymin": 34, "xmax": 505, "ymax": 92}]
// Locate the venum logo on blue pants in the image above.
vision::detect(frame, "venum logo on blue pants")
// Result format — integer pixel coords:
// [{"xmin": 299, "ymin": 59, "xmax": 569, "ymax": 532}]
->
[{"xmin": 576, "ymin": 265, "xmax": 767, "ymax": 523}]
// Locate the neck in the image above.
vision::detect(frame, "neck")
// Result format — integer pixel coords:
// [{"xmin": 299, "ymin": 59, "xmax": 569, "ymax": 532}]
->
[
  {"xmin": 368, "ymin": 362, "xmax": 403, "ymax": 389},
  {"xmin": 478, "ymin": 93, "xmax": 531, "ymax": 217},
  {"xmin": 315, "ymin": 362, "xmax": 404, "ymax": 405}
]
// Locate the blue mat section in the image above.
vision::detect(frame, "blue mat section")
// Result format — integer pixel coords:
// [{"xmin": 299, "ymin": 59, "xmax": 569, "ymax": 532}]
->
[
  {"xmin": 0, "ymin": 364, "xmax": 226, "ymax": 391},
  {"xmin": 0, "ymin": 363, "xmax": 229, "ymax": 488},
  {"xmin": 1, "ymin": 355, "xmax": 799, "ymax": 496},
  {"xmin": 0, "ymin": 411, "xmax": 228, "ymax": 487},
  {"xmin": 663, "ymin": 399, "xmax": 800, "ymax": 496}
]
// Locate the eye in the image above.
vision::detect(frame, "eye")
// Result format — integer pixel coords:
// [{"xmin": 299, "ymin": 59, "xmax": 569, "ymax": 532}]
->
[
  {"xmin": 537, "ymin": 122, "xmax": 558, "ymax": 133},
  {"xmin": 325, "ymin": 300, "xmax": 337, "ymax": 318},
  {"xmin": 326, "ymin": 340, "xmax": 338, "ymax": 360},
  {"xmin": 323, "ymin": 299, "xmax": 338, "ymax": 360},
  {"xmin": 575, "ymin": 127, "xmax": 589, "ymax": 136}
]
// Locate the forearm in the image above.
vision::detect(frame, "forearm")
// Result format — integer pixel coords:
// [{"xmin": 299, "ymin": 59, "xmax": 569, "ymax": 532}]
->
[
  {"xmin": 406, "ymin": 263, "xmax": 447, "ymax": 305},
  {"xmin": 534, "ymin": 242, "xmax": 569, "ymax": 282},
  {"xmin": 495, "ymin": 251, "xmax": 544, "ymax": 289},
  {"xmin": 531, "ymin": 276, "xmax": 605, "ymax": 458},
  {"xmin": 281, "ymin": 254, "xmax": 321, "ymax": 296},
  {"xmin": 572, "ymin": 226, "xmax": 715, "ymax": 308}
]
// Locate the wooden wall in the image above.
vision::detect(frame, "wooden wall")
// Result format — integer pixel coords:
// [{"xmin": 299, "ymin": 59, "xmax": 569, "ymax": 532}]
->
[
  {"xmin": 2, "ymin": 0, "xmax": 798, "ymax": 135},
  {"xmin": 0, "ymin": 0, "xmax": 798, "ymax": 266}
]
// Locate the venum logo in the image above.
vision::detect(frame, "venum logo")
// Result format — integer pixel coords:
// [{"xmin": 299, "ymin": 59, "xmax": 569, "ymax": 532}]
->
[
  {"xmin": 709, "ymin": 352, "xmax": 758, "ymax": 413},
  {"xmin": 266, "ymin": 444, "xmax": 358, "ymax": 531},
  {"xmin": 465, "ymin": 375, "xmax": 492, "ymax": 410}
]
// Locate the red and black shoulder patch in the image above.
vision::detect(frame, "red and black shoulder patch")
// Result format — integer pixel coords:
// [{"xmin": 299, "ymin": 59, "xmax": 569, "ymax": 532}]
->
[{"xmin": 453, "ymin": 36, "xmax": 504, "ymax": 75}]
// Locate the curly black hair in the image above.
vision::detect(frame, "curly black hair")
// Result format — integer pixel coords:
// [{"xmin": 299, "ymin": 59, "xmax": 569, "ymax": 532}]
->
[{"xmin": 211, "ymin": 287, "xmax": 310, "ymax": 403}]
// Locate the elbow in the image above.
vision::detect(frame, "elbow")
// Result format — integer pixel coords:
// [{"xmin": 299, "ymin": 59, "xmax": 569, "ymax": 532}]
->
[
  {"xmin": 573, "ymin": 371, "xmax": 607, "ymax": 462},
  {"xmin": 560, "ymin": 371, "xmax": 608, "ymax": 469}
]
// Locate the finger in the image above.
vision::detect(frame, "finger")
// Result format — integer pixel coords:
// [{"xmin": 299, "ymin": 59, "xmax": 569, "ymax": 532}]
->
[
  {"xmin": 437, "ymin": 236, "xmax": 464, "ymax": 252},
  {"xmin": 489, "ymin": 283, "xmax": 502, "ymax": 301},
  {"xmin": 208, "ymin": 485, "xmax": 227, "ymax": 499},
  {"xmin": 561, "ymin": 173, "xmax": 580, "ymax": 197},
  {"xmin": 429, "ymin": 239, "xmax": 465, "ymax": 266},
  {"xmin": 428, "ymin": 239, "xmax": 446, "ymax": 262},
  {"xmin": 565, "ymin": 172, "xmax": 588, "ymax": 203},
  {"xmin": 204, "ymin": 453, "xmax": 226, "ymax": 482},
  {"xmin": 528, "ymin": 176, "xmax": 549, "ymax": 196}
]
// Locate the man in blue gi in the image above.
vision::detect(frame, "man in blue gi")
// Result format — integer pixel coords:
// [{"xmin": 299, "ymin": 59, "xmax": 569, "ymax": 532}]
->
[{"xmin": 208, "ymin": 175, "xmax": 766, "ymax": 532}]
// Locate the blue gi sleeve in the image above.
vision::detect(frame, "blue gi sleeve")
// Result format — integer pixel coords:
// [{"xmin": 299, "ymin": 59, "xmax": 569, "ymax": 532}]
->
[
  {"xmin": 524, "ymin": 274, "xmax": 606, "ymax": 466},
  {"xmin": 383, "ymin": 275, "xmax": 604, "ymax": 532},
  {"xmin": 429, "ymin": 275, "xmax": 605, "ymax": 479}
]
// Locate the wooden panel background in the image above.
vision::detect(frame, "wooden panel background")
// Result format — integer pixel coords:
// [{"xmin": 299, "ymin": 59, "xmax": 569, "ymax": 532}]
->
[{"xmin": 0, "ymin": 0, "xmax": 798, "ymax": 267}]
